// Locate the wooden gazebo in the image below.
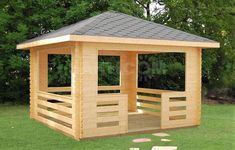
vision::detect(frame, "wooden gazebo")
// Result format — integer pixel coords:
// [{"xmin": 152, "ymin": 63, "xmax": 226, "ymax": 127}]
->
[{"xmin": 17, "ymin": 11, "xmax": 219, "ymax": 140}]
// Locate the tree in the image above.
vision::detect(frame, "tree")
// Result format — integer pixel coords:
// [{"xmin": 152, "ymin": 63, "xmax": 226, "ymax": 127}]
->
[{"xmin": 153, "ymin": 0, "xmax": 235, "ymax": 91}]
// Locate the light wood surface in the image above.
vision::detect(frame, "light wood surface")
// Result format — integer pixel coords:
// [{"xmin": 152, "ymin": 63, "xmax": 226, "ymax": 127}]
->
[
  {"xmin": 17, "ymin": 35, "xmax": 220, "ymax": 49},
  {"xmin": 27, "ymin": 40, "xmax": 204, "ymax": 139}
]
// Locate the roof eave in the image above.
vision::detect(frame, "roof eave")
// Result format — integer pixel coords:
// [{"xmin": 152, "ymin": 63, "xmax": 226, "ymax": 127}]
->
[
  {"xmin": 16, "ymin": 35, "xmax": 71, "ymax": 50},
  {"xmin": 17, "ymin": 34, "xmax": 220, "ymax": 50}
]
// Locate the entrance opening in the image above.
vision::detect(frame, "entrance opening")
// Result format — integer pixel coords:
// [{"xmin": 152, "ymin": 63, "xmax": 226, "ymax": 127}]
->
[{"xmin": 129, "ymin": 53, "xmax": 185, "ymax": 132}]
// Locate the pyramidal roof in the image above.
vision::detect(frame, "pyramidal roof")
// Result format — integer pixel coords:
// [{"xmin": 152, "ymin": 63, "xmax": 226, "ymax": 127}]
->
[{"xmin": 18, "ymin": 11, "xmax": 219, "ymax": 49}]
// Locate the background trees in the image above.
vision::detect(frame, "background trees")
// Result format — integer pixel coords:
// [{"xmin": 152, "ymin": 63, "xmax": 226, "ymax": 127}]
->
[{"xmin": 0, "ymin": 0, "xmax": 234, "ymax": 104}]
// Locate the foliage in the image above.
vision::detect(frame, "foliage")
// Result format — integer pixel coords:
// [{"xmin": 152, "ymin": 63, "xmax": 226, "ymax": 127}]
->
[
  {"xmin": 138, "ymin": 53, "xmax": 185, "ymax": 91},
  {"xmin": 98, "ymin": 56, "xmax": 120, "ymax": 86},
  {"xmin": 0, "ymin": 0, "xmax": 234, "ymax": 104},
  {"xmin": 153, "ymin": 0, "xmax": 235, "ymax": 90},
  {"xmin": 48, "ymin": 55, "xmax": 71, "ymax": 87}
]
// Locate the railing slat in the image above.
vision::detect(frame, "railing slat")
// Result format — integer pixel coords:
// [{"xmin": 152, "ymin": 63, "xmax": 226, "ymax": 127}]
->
[
  {"xmin": 38, "ymin": 91, "xmax": 72, "ymax": 104},
  {"xmin": 37, "ymin": 107, "xmax": 72, "ymax": 124},
  {"xmin": 137, "ymin": 95, "xmax": 161, "ymax": 102},
  {"xmin": 37, "ymin": 99, "xmax": 72, "ymax": 114},
  {"xmin": 98, "ymin": 86, "xmax": 121, "ymax": 91},
  {"xmin": 36, "ymin": 115, "xmax": 73, "ymax": 135}
]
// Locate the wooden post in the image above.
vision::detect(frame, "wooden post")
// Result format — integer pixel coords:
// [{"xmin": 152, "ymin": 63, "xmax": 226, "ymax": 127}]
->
[
  {"xmin": 79, "ymin": 43, "xmax": 98, "ymax": 138},
  {"xmin": 38, "ymin": 51, "xmax": 48, "ymax": 91},
  {"xmin": 71, "ymin": 42, "xmax": 82, "ymax": 140},
  {"xmin": 185, "ymin": 48, "xmax": 202, "ymax": 125},
  {"xmin": 120, "ymin": 52, "xmax": 137, "ymax": 112},
  {"xmin": 127, "ymin": 52, "xmax": 137, "ymax": 112},
  {"xmin": 29, "ymin": 49, "xmax": 39, "ymax": 119}
]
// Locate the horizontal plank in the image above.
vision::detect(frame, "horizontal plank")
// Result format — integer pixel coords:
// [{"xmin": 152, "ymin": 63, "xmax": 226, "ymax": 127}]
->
[
  {"xmin": 98, "ymin": 85, "xmax": 121, "ymax": 91},
  {"xmin": 169, "ymin": 110, "xmax": 187, "ymax": 116},
  {"xmin": 37, "ymin": 91, "xmax": 72, "ymax": 104},
  {"xmin": 137, "ymin": 102, "xmax": 161, "ymax": 110},
  {"xmin": 162, "ymin": 92, "xmax": 186, "ymax": 97},
  {"xmin": 97, "ymin": 116, "xmax": 120, "ymax": 123},
  {"xmin": 169, "ymin": 101, "xmax": 187, "ymax": 107},
  {"xmin": 97, "ymin": 106, "xmax": 119, "ymax": 113},
  {"xmin": 47, "ymin": 87, "xmax": 71, "ymax": 92},
  {"xmin": 97, "ymin": 101, "xmax": 118, "ymax": 106},
  {"xmin": 137, "ymin": 88, "xmax": 170, "ymax": 94},
  {"xmin": 37, "ymin": 100, "xmax": 72, "ymax": 114},
  {"xmin": 97, "ymin": 111, "xmax": 119, "ymax": 117},
  {"xmin": 97, "ymin": 94, "xmax": 128, "ymax": 103},
  {"xmin": 36, "ymin": 115, "xmax": 73, "ymax": 135},
  {"xmin": 37, "ymin": 107, "xmax": 72, "ymax": 124},
  {"xmin": 82, "ymin": 126, "xmax": 127, "ymax": 138},
  {"xmin": 137, "ymin": 95, "xmax": 161, "ymax": 102},
  {"xmin": 57, "ymin": 102, "xmax": 72, "ymax": 107}
]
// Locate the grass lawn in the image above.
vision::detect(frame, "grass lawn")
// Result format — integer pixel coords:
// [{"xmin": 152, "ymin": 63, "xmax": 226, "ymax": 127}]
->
[{"xmin": 0, "ymin": 104, "xmax": 234, "ymax": 150}]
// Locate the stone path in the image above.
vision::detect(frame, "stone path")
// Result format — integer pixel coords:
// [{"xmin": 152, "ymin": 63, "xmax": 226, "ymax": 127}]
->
[{"xmin": 131, "ymin": 132, "xmax": 177, "ymax": 150}]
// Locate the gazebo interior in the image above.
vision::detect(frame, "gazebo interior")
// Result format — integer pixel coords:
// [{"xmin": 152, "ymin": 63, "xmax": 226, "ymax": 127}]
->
[{"xmin": 37, "ymin": 47, "xmax": 187, "ymax": 134}]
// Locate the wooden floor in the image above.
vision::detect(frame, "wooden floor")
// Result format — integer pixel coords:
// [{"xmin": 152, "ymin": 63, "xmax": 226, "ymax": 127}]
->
[{"xmin": 128, "ymin": 113, "xmax": 160, "ymax": 133}]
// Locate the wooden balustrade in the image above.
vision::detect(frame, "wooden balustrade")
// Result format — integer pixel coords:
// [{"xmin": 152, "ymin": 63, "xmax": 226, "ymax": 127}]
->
[
  {"xmin": 136, "ymin": 88, "xmax": 162, "ymax": 117},
  {"xmin": 82, "ymin": 93, "xmax": 128, "ymax": 138},
  {"xmin": 35, "ymin": 90, "xmax": 73, "ymax": 136},
  {"xmin": 161, "ymin": 91, "xmax": 189, "ymax": 129}
]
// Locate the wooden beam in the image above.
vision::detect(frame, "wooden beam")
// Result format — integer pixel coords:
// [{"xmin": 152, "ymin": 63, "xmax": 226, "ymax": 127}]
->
[{"xmin": 17, "ymin": 35, "xmax": 220, "ymax": 49}]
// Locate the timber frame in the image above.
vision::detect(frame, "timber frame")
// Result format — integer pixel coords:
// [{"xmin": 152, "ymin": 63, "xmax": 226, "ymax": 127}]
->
[{"xmin": 19, "ymin": 40, "xmax": 209, "ymax": 140}]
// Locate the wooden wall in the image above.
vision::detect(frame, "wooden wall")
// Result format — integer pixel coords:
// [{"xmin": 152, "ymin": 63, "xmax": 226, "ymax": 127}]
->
[
  {"xmin": 28, "ymin": 41, "xmax": 202, "ymax": 139},
  {"xmin": 161, "ymin": 48, "xmax": 201, "ymax": 128}
]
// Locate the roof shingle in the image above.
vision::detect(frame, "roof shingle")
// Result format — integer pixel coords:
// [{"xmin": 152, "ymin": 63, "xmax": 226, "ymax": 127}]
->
[{"xmin": 22, "ymin": 11, "xmax": 217, "ymax": 44}]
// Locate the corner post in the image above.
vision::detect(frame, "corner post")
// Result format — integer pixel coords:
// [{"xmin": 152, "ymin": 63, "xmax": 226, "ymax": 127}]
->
[
  {"xmin": 80, "ymin": 42, "xmax": 98, "ymax": 138},
  {"xmin": 71, "ymin": 42, "xmax": 82, "ymax": 140},
  {"xmin": 29, "ymin": 48, "xmax": 39, "ymax": 119},
  {"xmin": 185, "ymin": 48, "xmax": 202, "ymax": 125}
]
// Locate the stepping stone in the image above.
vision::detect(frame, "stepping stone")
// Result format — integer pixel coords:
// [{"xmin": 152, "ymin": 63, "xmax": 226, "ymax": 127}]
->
[
  {"xmin": 151, "ymin": 146, "xmax": 177, "ymax": 150},
  {"xmin": 152, "ymin": 132, "xmax": 170, "ymax": 137},
  {"xmin": 161, "ymin": 138, "xmax": 171, "ymax": 142},
  {"xmin": 129, "ymin": 148, "xmax": 140, "ymax": 150},
  {"xmin": 132, "ymin": 138, "xmax": 151, "ymax": 143}
]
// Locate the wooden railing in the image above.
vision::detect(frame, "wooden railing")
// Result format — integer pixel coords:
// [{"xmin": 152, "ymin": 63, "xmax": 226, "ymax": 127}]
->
[
  {"xmin": 36, "ymin": 91, "xmax": 73, "ymax": 135},
  {"xmin": 47, "ymin": 87, "xmax": 71, "ymax": 92},
  {"xmin": 137, "ymin": 88, "xmax": 190, "ymax": 129},
  {"xmin": 46, "ymin": 86, "xmax": 121, "ymax": 93},
  {"xmin": 98, "ymin": 85, "xmax": 121, "ymax": 93},
  {"xmin": 136, "ymin": 88, "xmax": 162, "ymax": 117},
  {"xmin": 82, "ymin": 93, "xmax": 128, "ymax": 137},
  {"xmin": 161, "ymin": 91, "xmax": 188, "ymax": 129}
]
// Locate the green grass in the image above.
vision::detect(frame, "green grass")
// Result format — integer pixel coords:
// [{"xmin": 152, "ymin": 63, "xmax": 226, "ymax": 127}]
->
[{"xmin": 0, "ymin": 104, "xmax": 235, "ymax": 150}]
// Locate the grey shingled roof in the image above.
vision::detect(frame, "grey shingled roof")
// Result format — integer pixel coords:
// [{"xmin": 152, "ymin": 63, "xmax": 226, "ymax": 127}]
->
[{"xmin": 23, "ymin": 11, "xmax": 216, "ymax": 44}]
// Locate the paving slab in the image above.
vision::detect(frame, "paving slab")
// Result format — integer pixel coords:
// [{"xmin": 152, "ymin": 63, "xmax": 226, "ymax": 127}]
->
[
  {"xmin": 161, "ymin": 138, "xmax": 171, "ymax": 142},
  {"xmin": 132, "ymin": 138, "xmax": 151, "ymax": 143},
  {"xmin": 152, "ymin": 132, "xmax": 170, "ymax": 137}
]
